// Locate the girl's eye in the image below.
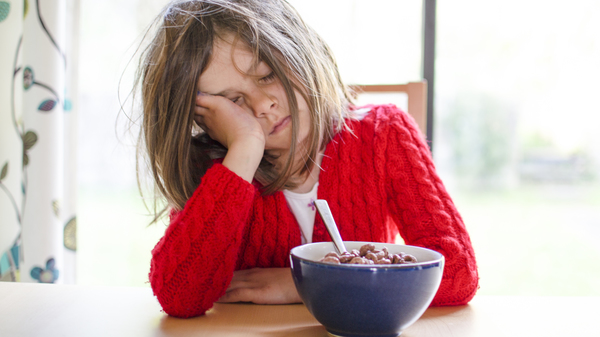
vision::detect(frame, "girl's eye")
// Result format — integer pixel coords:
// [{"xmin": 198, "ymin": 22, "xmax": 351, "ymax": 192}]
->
[
  {"xmin": 258, "ymin": 72, "xmax": 276, "ymax": 84},
  {"xmin": 230, "ymin": 96, "xmax": 243, "ymax": 105}
]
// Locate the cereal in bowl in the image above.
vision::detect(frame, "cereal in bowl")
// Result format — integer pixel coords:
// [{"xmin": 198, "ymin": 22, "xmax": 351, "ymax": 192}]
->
[{"xmin": 319, "ymin": 244, "xmax": 417, "ymax": 265}]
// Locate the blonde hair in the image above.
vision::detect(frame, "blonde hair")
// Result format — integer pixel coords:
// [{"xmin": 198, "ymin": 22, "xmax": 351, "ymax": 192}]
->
[{"xmin": 135, "ymin": 0, "xmax": 353, "ymax": 221}]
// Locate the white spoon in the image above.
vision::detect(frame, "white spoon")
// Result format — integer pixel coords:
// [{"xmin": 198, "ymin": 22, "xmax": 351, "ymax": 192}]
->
[{"xmin": 314, "ymin": 199, "xmax": 348, "ymax": 255}]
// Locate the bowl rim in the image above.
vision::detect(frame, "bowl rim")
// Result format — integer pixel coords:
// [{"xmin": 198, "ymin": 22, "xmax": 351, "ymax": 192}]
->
[{"xmin": 290, "ymin": 241, "xmax": 444, "ymax": 269}]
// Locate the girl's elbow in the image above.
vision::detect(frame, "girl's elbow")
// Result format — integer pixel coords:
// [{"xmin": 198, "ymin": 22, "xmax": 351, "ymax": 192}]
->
[
  {"xmin": 153, "ymin": 288, "xmax": 211, "ymax": 318},
  {"xmin": 431, "ymin": 270, "xmax": 479, "ymax": 306},
  {"xmin": 161, "ymin": 304, "xmax": 208, "ymax": 318}
]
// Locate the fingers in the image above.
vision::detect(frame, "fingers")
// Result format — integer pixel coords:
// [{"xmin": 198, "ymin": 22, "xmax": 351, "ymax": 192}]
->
[
  {"xmin": 192, "ymin": 91, "xmax": 265, "ymax": 153},
  {"xmin": 217, "ymin": 269, "xmax": 264, "ymax": 303},
  {"xmin": 194, "ymin": 94, "xmax": 211, "ymax": 116},
  {"xmin": 195, "ymin": 91, "xmax": 223, "ymax": 110},
  {"xmin": 193, "ymin": 92, "xmax": 228, "ymax": 129},
  {"xmin": 218, "ymin": 282, "xmax": 300, "ymax": 305},
  {"xmin": 217, "ymin": 270, "xmax": 260, "ymax": 303},
  {"xmin": 216, "ymin": 288, "xmax": 255, "ymax": 303},
  {"xmin": 193, "ymin": 94, "xmax": 218, "ymax": 135},
  {"xmin": 216, "ymin": 268, "xmax": 302, "ymax": 305},
  {"xmin": 230, "ymin": 268, "xmax": 259, "ymax": 280},
  {"xmin": 195, "ymin": 91, "xmax": 207, "ymax": 105},
  {"xmin": 226, "ymin": 275, "xmax": 253, "ymax": 291},
  {"xmin": 225, "ymin": 269, "xmax": 261, "ymax": 290},
  {"xmin": 193, "ymin": 113, "xmax": 205, "ymax": 128}
]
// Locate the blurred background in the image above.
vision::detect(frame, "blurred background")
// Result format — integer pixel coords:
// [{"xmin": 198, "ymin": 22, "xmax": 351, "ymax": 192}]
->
[{"xmin": 77, "ymin": 0, "xmax": 600, "ymax": 295}]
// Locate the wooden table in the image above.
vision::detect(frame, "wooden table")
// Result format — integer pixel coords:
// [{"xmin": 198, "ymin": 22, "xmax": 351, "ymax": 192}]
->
[{"xmin": 0, "ymin": 282, "xmax": 597, "ymax": 337}]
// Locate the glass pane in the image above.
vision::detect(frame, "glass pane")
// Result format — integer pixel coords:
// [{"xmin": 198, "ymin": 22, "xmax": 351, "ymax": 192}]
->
[
  {"xmin": 289, "ymin": 0, "xmax": 423, "ymax": 85},
  {"xmin": 434, "ymin": 0, "xmax": 600, "ymax": 295},
  {"xmin": 79, "ymin": 1, "xmax": 600, "ymax": 297},
  {"xmin": 77, "ymin": 0, "xmax": 170, "ymax": 286}
]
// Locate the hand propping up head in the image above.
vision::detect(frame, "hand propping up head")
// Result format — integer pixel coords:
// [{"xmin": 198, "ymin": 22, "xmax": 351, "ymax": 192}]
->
[
  {"xmin": 195, "ymin": 92, "xmax": 266, "ymax": 183},
  {"xmin": 195, "ymin": 92, "xmax": 266, "ymax": 151}
]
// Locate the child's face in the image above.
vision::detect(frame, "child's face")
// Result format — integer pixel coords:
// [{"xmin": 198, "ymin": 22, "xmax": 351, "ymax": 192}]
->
[{"xmin": 197, "ymin": 34, "xmax": 311, "ymax": 156}]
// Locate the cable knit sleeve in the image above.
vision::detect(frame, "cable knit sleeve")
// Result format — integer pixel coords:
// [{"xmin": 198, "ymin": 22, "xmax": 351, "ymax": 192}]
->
[
  {"xmin": 149, "ymin": 163, "xmax": 256, "ymax": 318},
  {"xmin": 376, "ymin": 105, "xmax": 479, "ymax": 306}
]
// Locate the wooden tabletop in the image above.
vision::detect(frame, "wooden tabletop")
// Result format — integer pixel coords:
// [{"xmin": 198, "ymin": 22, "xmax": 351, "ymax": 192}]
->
[{"xmin": 0, "ymin": 282, "xmax": 597, "ymax": 337}]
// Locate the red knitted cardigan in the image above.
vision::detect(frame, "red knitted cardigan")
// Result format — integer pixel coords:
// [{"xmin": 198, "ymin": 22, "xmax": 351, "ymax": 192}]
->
[{"xmin": 149, "ymin": 104, "xmax": 479, "ymax": 318}]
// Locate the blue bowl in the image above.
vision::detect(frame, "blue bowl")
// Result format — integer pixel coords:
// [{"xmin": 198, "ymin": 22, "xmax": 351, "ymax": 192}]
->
[{"xmin": 290, "ymin": 241, "xmax": 444, "ymax": 337}]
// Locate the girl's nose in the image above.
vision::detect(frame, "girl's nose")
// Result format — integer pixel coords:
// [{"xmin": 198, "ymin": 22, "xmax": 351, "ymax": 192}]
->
[{"xmin": 252, "ymin": 91, "xmax": 277, "ymax": 117}]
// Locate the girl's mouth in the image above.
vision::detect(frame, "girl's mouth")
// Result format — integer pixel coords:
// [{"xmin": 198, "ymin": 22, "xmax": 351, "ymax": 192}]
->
[{"xmin": 270, "ymin": 116, "xmax": 291, "ymax": 135}]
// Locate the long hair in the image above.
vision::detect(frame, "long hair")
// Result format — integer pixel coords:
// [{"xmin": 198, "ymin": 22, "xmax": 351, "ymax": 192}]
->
[{"xmin": 135, "ymin": 0, "xmax": 354, "ymax": 221}]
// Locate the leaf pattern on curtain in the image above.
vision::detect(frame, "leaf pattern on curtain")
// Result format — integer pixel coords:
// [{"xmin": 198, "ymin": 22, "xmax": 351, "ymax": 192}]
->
[
  {"xmin": 22, "ymin": 130, "xmax": 37, "ymax": 166},
  {"xmin": 64, "ymin": 217, "xmax": 77, "ymax": 251},
  {"xmin": 0, "ymin": 2, "xmax": 10, "ymax": 22},
  {"xmin": 30, "ymin": 258, "xmax": 59, "ymax": 283}
]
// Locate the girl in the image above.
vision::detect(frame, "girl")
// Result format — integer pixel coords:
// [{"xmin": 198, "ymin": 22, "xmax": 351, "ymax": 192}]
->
[{"xmin": 136, "ymin": 0, "xmax": 478, "ymax": 318}]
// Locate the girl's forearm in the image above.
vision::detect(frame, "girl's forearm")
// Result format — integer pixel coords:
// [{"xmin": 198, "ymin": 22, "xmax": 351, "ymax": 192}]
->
[
  {"xmin": 150, "ymin": 164, "xmax": 256, "ymax": 317},
  {"xmin": 222, "ymin": 140, "xmax": 264, "ymax": 183},
  {"xmin": 383, "ymin": 106, "xmax": 478, "ymax": 305}
]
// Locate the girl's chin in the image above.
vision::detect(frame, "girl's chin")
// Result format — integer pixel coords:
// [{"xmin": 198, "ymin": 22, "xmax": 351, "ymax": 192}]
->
[
  {"xmin": 264, "ymin": 136, "xmax": 310, "ymax": 166},
  {"xmin": 264, "ymin": 140, "xmax": 292, "ymax": 155}
]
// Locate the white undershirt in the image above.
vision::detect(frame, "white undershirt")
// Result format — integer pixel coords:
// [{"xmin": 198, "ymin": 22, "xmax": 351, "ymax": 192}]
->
[
  {"xmin": 282, "ymin": 107, "xmax": 371, "ymax": 244},
  {"xmin": 283, "ymin": 182, "xmax": 319, "ymax": 244}
]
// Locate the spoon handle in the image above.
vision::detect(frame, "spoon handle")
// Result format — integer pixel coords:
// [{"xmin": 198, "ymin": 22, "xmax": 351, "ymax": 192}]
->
[{"xmin": 314, "ymin": 200, "xmax": 348, "ymax": 254}]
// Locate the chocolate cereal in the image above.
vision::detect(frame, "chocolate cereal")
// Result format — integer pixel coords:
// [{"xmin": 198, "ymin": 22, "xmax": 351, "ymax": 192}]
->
[{"xmin": 319, "ymin": 244, "xmax": 417, "ymax": 265}]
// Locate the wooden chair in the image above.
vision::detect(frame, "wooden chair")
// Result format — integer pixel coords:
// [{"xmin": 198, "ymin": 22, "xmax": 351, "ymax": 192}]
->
[{"xmin": 350, "ymin": 81, "xmax": 428, "ymax": 136}]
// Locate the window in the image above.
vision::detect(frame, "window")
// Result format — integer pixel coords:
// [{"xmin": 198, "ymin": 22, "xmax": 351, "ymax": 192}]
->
[{"xmin": 77, "ymin": 0, "xmax": 600, "ymax": 295}]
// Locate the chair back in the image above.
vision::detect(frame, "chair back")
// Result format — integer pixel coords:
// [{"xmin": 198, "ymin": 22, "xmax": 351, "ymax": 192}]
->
[{"xmin": 351, "ymin": 81, "xmax": 428, "ymax": 136}]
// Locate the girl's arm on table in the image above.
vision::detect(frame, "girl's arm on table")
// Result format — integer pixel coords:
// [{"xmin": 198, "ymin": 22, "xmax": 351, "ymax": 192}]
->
[
  {"xmin": 381, "ymin": 106, "xmax": 479, "ymax": 306},
  {"xmin": 149, "ymin": 163, "xmax": 256, "ymax": 318},
  {"xmin": 149, "ymin": 91, "xmax": 268, "ymax": 317}
]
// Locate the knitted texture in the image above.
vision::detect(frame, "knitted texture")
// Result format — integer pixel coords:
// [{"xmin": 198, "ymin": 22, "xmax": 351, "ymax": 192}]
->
[{"xmin": 149, "ymin": 104, "xmax": 479, "ymax": 318}]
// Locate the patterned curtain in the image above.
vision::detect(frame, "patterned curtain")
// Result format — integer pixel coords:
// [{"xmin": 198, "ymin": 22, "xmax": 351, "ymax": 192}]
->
[{"xmin": 0, "ymin": 0, "xmax": 78, "ymax": 284}]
